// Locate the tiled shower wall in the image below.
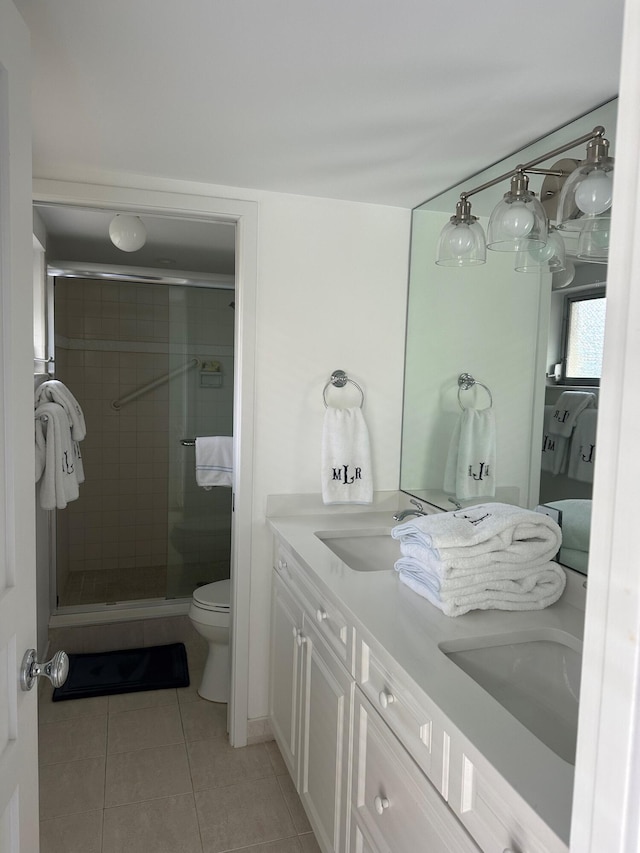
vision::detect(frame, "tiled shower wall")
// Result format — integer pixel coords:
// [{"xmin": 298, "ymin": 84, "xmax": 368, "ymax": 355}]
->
[{"xmin": 54, "ymin": 277, "xmax": 234, "ymax": 604}]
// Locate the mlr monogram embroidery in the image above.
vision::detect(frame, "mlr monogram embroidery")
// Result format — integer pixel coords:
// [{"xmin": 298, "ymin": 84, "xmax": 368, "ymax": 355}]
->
[
  {"xmin": 468, "ymin": 462, "xmax": 490, "ymax": 481},
  {"xmin": 332, "ymin": 465, "xmax": 363, "ymax": 485},
  {"xmin": 553, "ymin": 408, "xmax": 570, "ymax": 423}
]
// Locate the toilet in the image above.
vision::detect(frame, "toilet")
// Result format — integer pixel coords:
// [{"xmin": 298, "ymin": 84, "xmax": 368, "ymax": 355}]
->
[{"xmin": 188, "ymin": 578, "xmax": 231, "ymax": 703}]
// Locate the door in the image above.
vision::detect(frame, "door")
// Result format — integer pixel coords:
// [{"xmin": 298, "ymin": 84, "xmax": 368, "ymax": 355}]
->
[{"xmin": 0, "ymin": 2, "xmax": 40, "ymax": 851}]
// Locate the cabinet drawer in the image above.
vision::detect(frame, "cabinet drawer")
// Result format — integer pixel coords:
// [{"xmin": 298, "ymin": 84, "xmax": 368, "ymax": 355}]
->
[
  {"xmin": 275, "ymin": 541, "xmax": 352, "ymax": 671},
  {"xmin": 357, "ymin": 637, "xmax": 446, "ymax": 794},
  {"xmin": 352, "ymin": 690, "xmax": 479, "ymax": 853},
  {"xmin": 449, "ymin": 741, "xmax": 569, "ymax": 853}
]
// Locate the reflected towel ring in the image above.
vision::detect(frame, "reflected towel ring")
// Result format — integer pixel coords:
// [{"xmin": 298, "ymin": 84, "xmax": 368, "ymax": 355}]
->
[
  {"xmin": 457, "ymin": 372, "xmax": 493, "ymax": 410},
  {"xmin": 323, "ymin": 369, "xmax": 365, "ymax": 409}
]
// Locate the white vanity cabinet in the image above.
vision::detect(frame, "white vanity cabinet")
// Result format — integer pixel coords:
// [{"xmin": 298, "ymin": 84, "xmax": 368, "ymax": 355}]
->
[
  {"xmin": 350, "ymin": 689, "xmax": 480, "ymax": 853},
  {"xmin": 268, "ymin": 525, "xmax": 571, "ymax": 853},
  {"xmin": 270, "ymin": 547, "xmax": 353, "ymax": 853}
]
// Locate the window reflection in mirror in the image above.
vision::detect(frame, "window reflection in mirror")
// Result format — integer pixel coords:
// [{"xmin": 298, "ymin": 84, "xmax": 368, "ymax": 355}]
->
[{"xmin": 400, "ymin": 99, "xmax": 617, "ymax": 575}]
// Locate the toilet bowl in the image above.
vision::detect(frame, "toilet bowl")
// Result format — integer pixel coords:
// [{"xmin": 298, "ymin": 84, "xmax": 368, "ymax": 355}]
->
[{"xmin": 188, "ymin": 578, "xmax": 231, "ymax": 703}]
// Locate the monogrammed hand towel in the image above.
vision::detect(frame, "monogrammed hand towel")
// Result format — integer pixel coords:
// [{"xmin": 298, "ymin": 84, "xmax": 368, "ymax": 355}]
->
[
  {"xmin": 321, "ymin": 406, "xmax": 373, "ymax": 505},
  {"xmin": 444, "ymin": 407, "xmax": 496, "ymax": 500}
]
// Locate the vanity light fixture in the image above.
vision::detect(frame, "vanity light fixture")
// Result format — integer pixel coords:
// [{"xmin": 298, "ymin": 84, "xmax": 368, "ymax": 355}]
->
[
  {"xmin": 435, "ymin": 126, "xmax": 613, "ymax": 268},
  {"xmin": 109, "ymin": 214, "xmax": 147, "ymax": 252},
  {"xmin": 487, "ymin": 170, "xmax": 548, "ymax": 252},
  {"xmin": 514, "ymin": 225, "xmax": 567, "ymax": 274},
  {"xmin": 435, "ymin": 197, "xmax": 486, "ymax": 267}
]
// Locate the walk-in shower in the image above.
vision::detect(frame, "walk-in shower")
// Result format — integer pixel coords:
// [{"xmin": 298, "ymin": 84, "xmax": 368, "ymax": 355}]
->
[{"xmin": 52, "ymin": 272, "xmax": 235, "ymax": 610}]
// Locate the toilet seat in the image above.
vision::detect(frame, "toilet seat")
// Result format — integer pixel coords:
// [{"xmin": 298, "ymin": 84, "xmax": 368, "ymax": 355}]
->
[{"xmin": 192, "ymin": 578, "xmax": 231, "ymax": 613}]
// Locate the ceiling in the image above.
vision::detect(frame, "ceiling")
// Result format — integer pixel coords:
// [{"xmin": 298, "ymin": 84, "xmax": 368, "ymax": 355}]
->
[{"xmin": 16, "ymin": 0, "xmax": 625, "ymax": 269}]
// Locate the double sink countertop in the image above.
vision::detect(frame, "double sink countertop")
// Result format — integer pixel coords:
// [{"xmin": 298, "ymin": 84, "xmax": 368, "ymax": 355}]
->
[{"xmin": 267, "ymin": 500, "xmax": 586, "ymax": 849}]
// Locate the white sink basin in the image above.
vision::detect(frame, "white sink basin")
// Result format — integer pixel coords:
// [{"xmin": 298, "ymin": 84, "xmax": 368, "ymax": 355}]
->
[
  {"xmin": 315, "ymin": 530, "xmax": 400, "ymax": 572},
  {"xmin": 440, "ymin": 629, "xmax": 582, "ymax": 765}
]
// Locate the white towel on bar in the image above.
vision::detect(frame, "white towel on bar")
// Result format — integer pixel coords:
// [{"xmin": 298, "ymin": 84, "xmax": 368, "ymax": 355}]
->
[
  {"xmin": 548, "ymin": 391, "xmax": 596, "ymax": 438},
  {"xmin": 195, "ymin": 436, "xmax": 233, "ymax": 488},
  {"xmin": 567, "ymin": 409, "xmax": 597, "ymax": 482},
  {"xmin": 444, "ymin": 407, "xmax": 496, "ymax": 499},
  {"xmin": 321, "ymin": 406, "xmax": 373, "ymax": 505},
  {"xmin": 34, "ymin": 379, "xmax": 86, "ymax": 441},
  {"xmin": 541, "ymin": 404, "xmax": 568, "ymax": 475},
  {"xmin": 34, "ymin": 402, "xmax": 81, "ymax": 510},
  {"xmin": 391, "ymin": 502, "xmax": 562, "ymax": 570},
  {"xmin": 394, "ymin": 556, "xmax": 566, "ymax": 617}
]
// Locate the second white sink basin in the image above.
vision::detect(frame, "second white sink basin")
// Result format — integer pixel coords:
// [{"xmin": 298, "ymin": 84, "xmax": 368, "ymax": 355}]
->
[
  {"xmin": 440, "ymin": 629, "xmax": 582, "ymax": 765},
  {"xmin": 315, "ymin": 530, "xmax": 400, "ymax": 572}
]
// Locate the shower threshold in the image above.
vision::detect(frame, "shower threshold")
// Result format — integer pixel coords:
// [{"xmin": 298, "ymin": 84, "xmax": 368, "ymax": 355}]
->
[{"xmin": 50, "ymin": 596, "xmax": 192, "ymax": 628}]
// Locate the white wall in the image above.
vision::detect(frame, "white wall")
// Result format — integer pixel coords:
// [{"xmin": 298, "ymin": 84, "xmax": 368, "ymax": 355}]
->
[{"xmin": 249, "ymin": 191, "xmax": 410, "ymax": 716}]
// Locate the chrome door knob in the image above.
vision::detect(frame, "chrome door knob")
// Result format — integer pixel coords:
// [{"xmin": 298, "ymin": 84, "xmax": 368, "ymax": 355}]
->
[{"xmin": 20, "ymin": 649, "xmax": 69, "ymax": 691}]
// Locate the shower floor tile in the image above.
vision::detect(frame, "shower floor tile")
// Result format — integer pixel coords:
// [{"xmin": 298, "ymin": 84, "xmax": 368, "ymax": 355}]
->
[
  {"xmin": 59, "ymin": 565, "xmax": 166, "ymax": 606},
  {"xmin": 58, "ymin": 560, "xmax": 231, "ymax": 607}
]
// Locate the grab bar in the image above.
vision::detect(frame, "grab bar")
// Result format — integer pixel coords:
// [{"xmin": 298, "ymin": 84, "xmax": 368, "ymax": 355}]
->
[{"xmin": 111, "ymin": 358, "xmax": 200, "ymax": 411}]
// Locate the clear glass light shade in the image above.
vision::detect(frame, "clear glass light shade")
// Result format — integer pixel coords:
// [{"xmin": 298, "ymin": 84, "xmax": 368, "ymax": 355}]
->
[
  {"xmin": 436, "ymin": 219, "xmax": 486, "ymax": 267},
  {"xmin": 109, "ymin": 214, "xmax": 147, "ymax": 252},
  {"xmin": 576, "ymin": 216, "xmax": 610, "ymax": 262},
  {"xmin": 557, "ymin": 158, "xmax": 614, "ymax": 232},
  {"xmin": 487, "ymin": 192, "xmax": 548, "ymax": 252},
  {"xmin": 514, "ymin": 228, "xmax": 566, "ymax": 274}
]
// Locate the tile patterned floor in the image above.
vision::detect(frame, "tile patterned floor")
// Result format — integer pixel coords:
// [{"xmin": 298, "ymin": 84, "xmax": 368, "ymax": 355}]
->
[{"xmin": 39, "ymin": 623, "xmax": 321, "ymax": 853}]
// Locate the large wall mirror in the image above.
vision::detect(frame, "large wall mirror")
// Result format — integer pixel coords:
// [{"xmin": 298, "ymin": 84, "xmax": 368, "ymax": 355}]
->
[{"xmin": 400, "ymin": 99, "xmax": 616, "ymax": 576}]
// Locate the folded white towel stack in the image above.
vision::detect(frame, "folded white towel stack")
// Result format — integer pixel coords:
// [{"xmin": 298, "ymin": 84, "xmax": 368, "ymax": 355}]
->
[
  {"xmin": 444, "ymin": 408, "xmax": 496, "ymax": 499},
  {"xmin": 195, "ymin": 436, "xmax": 233, "ymax": 488},
  {"xmin": 391, "ymin": 502, "xmax": 565, "ymax": 617},
  {"xmin": 35, "ymin": 402, "xmax": 83, "ymax": 510},
  {"xmin": 321, "ymin": 406, "xmax": 373, "ymax": 505}
]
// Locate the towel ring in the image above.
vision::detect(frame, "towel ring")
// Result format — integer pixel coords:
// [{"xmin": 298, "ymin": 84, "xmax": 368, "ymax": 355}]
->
[
  {"xmin": 457, "ymin": 372, "xmax": 493, "ymax": 410},
  {"xmin": 323, "ymin": 370, "xmax": 365, "ymax": 408}
]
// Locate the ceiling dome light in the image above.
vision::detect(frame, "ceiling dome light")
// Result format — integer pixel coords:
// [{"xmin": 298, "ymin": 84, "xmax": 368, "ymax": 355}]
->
[{"xmin": 109, "ymin": 214, "xmax": 147, "ymax": 252}]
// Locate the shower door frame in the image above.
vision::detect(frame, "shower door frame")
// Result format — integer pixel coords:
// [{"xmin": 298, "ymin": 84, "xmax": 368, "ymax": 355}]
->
[{"xmin": 34, "ymin": 179, "xmax": 258, "ymax": 750}]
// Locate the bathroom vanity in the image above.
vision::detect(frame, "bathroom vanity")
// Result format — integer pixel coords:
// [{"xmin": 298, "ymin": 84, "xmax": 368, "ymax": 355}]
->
[{"xmin": 267, "ymin": 506, "xmax": 584, "ymax": 853}]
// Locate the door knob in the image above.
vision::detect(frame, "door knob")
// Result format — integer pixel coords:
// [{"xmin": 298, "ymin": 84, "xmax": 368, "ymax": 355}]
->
[{"xmin": 20, "ymin": 649, "xmax": 69, "ymax": 691}]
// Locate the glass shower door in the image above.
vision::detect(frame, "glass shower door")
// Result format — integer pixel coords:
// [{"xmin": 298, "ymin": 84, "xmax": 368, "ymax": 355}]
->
[{"xmin": 165, "ymin": 284, "xmax": 234, "ymax": 599}]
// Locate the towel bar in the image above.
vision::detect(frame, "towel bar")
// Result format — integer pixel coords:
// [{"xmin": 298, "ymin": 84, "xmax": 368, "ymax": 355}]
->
[
  {"xmin": 180, "ymin": 439, "xmax": 196, "ymax": 446},
  {"xmin": 457, "ymin": 372, "xmax": 493, "ymax": 410},
  {"xmin": 322, "ymin": 369, "xmax": 365, "ymax": 408}
]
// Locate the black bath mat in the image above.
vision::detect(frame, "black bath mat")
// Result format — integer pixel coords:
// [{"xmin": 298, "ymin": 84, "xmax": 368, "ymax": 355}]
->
[{"xmin": 52, "ymin": 642, "xmax": 190, "ymax": 701}]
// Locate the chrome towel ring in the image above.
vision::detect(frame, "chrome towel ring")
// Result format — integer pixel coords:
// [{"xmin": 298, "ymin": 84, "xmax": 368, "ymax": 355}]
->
[
  {"xmin": 457, "ymin": 372, "xmax": 493, "ymax": 410},
  {"xmin": 323, "ymin": 370, "xmax": 365, "ymax": 408}
]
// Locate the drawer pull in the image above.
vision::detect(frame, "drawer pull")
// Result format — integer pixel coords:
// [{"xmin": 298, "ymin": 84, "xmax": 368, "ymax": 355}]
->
[
  {"xmin": 316, "ymin": 608, "xmax": 328, "ymax": 622},
  {"xmin": 378, "ymin": 690, "xmax": 396, "ymax": 709},
  {"xmin": 374, "ymin": 795, "xmax": 390, "ymax": 815},
  {"xmin": 278, "ymin": 559, "xmax": 288, "ymax": 572},
  {"xmin": 296, "ymin": 631, "xmax": 307, "ymax": 647}
]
